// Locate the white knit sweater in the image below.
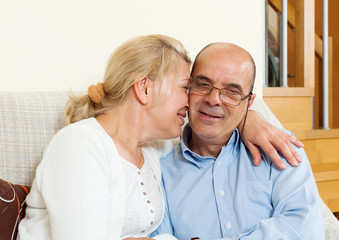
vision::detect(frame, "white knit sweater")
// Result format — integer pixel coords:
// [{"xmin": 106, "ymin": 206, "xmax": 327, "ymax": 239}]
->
[{"xmin": 17, "ymin": 118, "xmax": 176, "ymax": 240}]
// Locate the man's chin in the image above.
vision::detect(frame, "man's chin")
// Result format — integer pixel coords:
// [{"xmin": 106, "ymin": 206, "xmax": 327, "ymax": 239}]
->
[{"xmin": 194, "ymin": 127, "xmax": 220, "ymax": 139}]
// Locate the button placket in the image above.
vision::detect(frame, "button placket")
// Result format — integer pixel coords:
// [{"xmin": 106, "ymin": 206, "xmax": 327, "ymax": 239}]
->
[{"xmin": 137, "ymin": 168, "xmax": 155, "ymax": 227}]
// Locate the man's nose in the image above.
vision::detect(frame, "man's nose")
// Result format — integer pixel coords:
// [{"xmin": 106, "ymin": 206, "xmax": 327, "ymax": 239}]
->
[{"xmin": 204, "ymin": 88, "xmax": 222, "ymax": 106}]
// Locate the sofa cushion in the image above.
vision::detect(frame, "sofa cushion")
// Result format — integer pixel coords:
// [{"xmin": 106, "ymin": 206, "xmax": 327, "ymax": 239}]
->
[
  {"xmin": 0, "ymin": 92, "xmax": 68, "ymax": 186},
  {"xmin": 0, "ymin": 178, "xmax": 30, "ymax": 240}
]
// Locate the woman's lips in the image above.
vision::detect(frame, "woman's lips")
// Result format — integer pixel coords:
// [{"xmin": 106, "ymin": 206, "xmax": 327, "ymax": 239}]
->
[{"xmin": 177, "ymin": 112, "xmax": 187, "ymax": 125}]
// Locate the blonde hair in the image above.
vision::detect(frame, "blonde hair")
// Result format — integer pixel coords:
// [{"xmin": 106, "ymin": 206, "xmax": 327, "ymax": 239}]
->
[{"xmin": 64, "ymin": 34, "xmax": 191, "ymax": 125}]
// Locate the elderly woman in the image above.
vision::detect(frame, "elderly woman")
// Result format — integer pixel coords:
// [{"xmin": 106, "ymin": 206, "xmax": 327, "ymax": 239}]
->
[{"xmin": 17, "ymin": 35, "xmax": 301, "ymax": 240}]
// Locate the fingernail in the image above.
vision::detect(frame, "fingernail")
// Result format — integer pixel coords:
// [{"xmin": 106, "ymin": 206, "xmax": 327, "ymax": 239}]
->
[
  {"xmin": 293, "ymin": 160, "xmax": 299, "ymax": 166},
  {"xmin": 297, "ymin": 155, "xmax": 303, "ymax": 162},
  {"xmin": 281, "ymin": 162, "xmax": 287, "ymax": 169}
]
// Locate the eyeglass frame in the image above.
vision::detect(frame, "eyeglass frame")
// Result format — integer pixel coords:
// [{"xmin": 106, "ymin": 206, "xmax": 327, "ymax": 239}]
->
[{"xmin": 189, "ymin": 76, "xmax": 253, "ymax": 106}]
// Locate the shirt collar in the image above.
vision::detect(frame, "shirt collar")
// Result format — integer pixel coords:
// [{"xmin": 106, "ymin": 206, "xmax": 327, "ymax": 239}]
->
[{"xmin": 180, "ymin": 124, "xmax": 241, "ymax": 168}]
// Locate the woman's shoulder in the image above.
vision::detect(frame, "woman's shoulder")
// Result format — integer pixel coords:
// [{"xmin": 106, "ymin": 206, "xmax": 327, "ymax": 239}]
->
[
  {"xmin": 44, "ymin": 118, "xmax": 113, "ymax": 157},
  {"xmin": 54, "ymin": 118, "xmax": 106, "ymax": 142},
  {"xmin": 39, "ymin": 118, "xmax": 119, "ymax": 172}
]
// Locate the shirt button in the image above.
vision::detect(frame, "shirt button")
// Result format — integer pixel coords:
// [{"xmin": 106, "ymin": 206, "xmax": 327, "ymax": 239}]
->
[
  {"xmin": 147, "ymin": 200, "xmax": 151, "ymax": 204},
  {"xmin": 138, "ymin": 172, "xmax": 141, "ymax": 175},
  {"xmin": 141, "ymin": 230, "xmax": 145, "ymax": 233},
  {"xmin": 217, "ymin": 161, "xmax": 221, "ymax": 166},
  {"xmin": 219, "ymin": 190, "xmax": 225, "ymax": 196},
  {"xmin": 150, "ymin": 210, "xmax": 154, "ymax": 213},
  {"xmin": 150, "ymin": 221, "xmax": 153, "ymax": 225},
  {"xmin": 140, "ymin": 182, "xmax": 144, "ymax": 186},
  {"xmin": 143, "ymin": 192, "xmax": 147, "ymax": 195},
  {"xmin": 226, "ymin": 222, "xmax": 232, "ymax": 229}
]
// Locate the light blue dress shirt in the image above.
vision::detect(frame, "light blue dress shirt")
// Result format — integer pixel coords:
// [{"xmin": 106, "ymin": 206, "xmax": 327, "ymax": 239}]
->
[{"xmin": 152, "ymin": 125, "xmax": 324, "ymax": 240}]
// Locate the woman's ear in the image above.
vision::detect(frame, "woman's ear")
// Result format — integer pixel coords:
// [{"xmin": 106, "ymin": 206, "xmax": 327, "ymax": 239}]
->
[{"xmin": 134, "ymin": 76, "xmax": 153, "ymax": 104}]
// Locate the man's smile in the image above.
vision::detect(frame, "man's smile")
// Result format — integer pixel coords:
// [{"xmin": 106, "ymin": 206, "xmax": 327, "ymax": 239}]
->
[{"xmin": 198, "ymin": 110, "xmax": 224, "ymax": 120}]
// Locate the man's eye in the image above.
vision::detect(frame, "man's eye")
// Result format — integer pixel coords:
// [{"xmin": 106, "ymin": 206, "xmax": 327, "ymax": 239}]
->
[
  {"xmin": 225, "ymin": 89, "xmax": 240, "ymax": 96},
  {"xmin": 198, "ymin": 82, "xmax": 211, "ymax": 87}
]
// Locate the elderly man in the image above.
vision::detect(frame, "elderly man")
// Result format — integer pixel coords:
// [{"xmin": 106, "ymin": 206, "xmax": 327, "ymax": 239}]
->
[{"xmin": 152, "ymin": 43, "xmax": 324, "ymax": 239}]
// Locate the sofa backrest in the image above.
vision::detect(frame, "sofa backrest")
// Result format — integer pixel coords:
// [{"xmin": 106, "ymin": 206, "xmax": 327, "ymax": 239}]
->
[
  {"xmin": 0, "ymin": 91, "xmax": 338, "ymax": 239},
  {"xmin": 0, "ymin": 92, "xmax": 68, "ymax": 185}
]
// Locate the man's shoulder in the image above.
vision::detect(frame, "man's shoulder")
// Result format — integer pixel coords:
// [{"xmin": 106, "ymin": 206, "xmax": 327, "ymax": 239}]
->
[
  {"xmin": 159, "ymin": 141, "xmax": 185, "ymax": 169},
  {"xmin": 160, "ymin": 143, "xmax": 179, "ymax": 162},
  {"xmin": 255, "ymin": 128, "xmax": 312, "ymax": 174}
]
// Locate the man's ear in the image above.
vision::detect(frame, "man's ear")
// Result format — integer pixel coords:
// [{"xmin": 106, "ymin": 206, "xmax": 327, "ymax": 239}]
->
[
  {"xmin": 247, "ymin": 93, "xmax": 256, "ymax": 109},
  {"xmin": 134, "ymin": 76, "xmax": 153, "ymax": 104}
]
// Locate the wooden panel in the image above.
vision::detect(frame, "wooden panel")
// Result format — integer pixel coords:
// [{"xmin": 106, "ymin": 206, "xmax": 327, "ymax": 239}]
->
[
  {"xmin": 315, "ymin": 34, "xmax": 323, "ymax": 58},
  {"xmin": 316, "ymin": 0, "xmax": 339, "ymax": 128},
  {"xmin": 263, "ymin": 87, "xmax": 314, "ymax": 96},
  {"xmin": 269, "ymin": 0, "xmax": 322, "ymax": 57},
  {"xmin": 317, "ymin": 180, "xmax": 339, "ymax": 213},
  {"xmin": 302, "ymin": 138, "xmax": 339, "ymax": 166},
  {"xmin": 268, "ymin": 5, "xmax": 279, "ymax": 42},
  {"xmin": 311, "ymin": 162, "xmax": 339, "ymax": 173},
  {"xmin": 263, "ymin": 96, "xmax": 312, "ymax": 131},
  {"xmin": 301, "ymin": 132, "xmax": 339, "ymax": 213},
  {"xmin": 295, "ymin": 0, "xmax": 315, "ymax": 88},
  {"xmin": 314, "ymin": 171, "xmax": 339, "ymax": 182},
  {"xmin": 313, "ymin": 37, "xmax": 333, "ymax": 129},
  {"xmin": 294, "ymin": 129, "xmax": 339, "ymax": 140},
  {"xmin": 329, "ymin": 37, "xmax": 333, "ymax": 128},
  {"xmin": 269, "ymin": 0, "xmax": 296, "ymax": 28},
  {"xmin": 314, "ymin": 54, "xmax": 321, "ymax": 128},
  {"xmin": 329, "ymin": 0, "xmax": 339, "ymax": 128}
]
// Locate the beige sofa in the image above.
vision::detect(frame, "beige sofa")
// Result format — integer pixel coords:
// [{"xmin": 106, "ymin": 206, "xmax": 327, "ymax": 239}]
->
[{"xmin": 0, "ymin": 91, "xmax": 338, "ymax": 239}]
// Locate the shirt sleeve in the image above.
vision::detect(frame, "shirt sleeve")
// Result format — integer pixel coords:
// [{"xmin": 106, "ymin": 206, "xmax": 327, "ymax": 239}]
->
[
  {"xmin": 217, "ymin": 132, "xmax": 325, "ymax": 240},
  {"xmin": 35, "ymin": 125, "xmax": 116, "ymax": 240}
]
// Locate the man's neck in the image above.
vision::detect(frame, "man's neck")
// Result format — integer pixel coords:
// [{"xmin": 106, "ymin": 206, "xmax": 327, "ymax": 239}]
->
[{"xmin": 188, "ymin": 130, "xmax": 232, "ymax": 158}]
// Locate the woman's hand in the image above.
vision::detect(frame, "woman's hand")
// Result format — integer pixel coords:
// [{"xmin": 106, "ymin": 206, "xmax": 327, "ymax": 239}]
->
[{"xmin": 240, "ymin": 110, "xmax": 304, "ymax": 169}]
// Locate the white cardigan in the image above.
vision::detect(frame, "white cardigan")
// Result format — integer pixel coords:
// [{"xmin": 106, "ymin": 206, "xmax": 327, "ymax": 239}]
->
[{"xmin": 18, "ymin": 118, "xmax": 176, "ymax": 240}]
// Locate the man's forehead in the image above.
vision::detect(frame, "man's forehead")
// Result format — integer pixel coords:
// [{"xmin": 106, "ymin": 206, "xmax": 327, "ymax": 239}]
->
[
  {"xmin": 199, "ymin": 48, "xmax": 247, "ymax": 64},
  {"xmin": 194, "ymin": 53, "xmax": 251, "ymax": 77}
]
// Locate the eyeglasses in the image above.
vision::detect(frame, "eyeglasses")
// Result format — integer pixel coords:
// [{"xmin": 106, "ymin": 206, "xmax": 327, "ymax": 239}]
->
[{"xmin": 189, "ymin": 76, "xmax": 252, "ymax": 106}]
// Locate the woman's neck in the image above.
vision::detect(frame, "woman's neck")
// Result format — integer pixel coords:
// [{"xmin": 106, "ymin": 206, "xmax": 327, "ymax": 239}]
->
[{"xmin": 96, "ymin": 102, "xmax": 149, "ymax": 169}]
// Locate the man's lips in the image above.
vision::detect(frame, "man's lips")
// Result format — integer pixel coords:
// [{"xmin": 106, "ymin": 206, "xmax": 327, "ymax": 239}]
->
[{"xmin": 199, "ymin": 111, "xmax": 223, "ymax": 119}]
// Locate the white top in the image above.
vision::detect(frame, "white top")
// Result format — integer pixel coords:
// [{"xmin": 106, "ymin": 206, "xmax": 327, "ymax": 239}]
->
[
  {"xmin": 17, "ymin": 118, "xmax": 177, "ymax": 240},
  {"xmin": 120, "ymin": 157, "xmax": 163, "ymax": 238}
]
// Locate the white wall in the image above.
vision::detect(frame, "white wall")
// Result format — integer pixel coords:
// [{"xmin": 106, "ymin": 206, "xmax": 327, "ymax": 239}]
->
[{"xmin": 0, "ymin": 0, "xmax": 265, "ymax": 97}]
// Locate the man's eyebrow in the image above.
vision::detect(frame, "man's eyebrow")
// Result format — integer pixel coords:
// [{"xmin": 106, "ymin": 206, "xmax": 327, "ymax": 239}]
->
[
  {"xmin": 225, "ymin": 83, "xmax": 244, "ymax": 94},
  {"xmin": 192, "ymin": 75, "xmax": 212, "ymax": 81}
]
